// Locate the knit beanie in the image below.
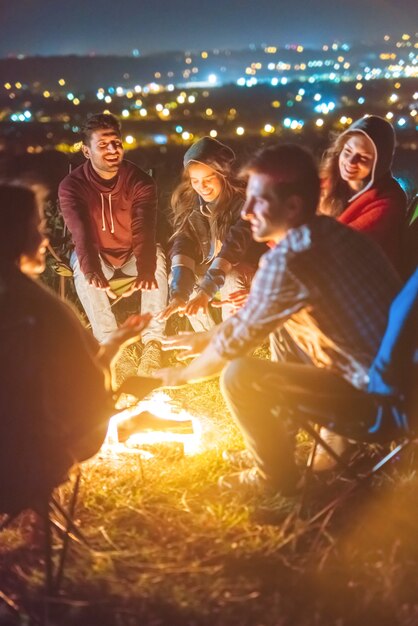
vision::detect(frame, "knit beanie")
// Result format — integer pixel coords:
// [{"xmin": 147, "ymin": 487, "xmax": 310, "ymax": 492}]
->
[{"xmin": 183, "ymin": 137, "xmax": 235, "ymax": 173}]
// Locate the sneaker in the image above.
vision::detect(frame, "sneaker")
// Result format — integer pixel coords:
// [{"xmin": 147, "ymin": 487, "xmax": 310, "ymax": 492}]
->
[
  {"xmin": 218, "ymin": 467, "xmax": 272, "ymax": 495},
  {"xmin": 222, "ymin": 448, "xmax": 254, "ymax": 468},
  {"xmin": 218, "ymin": 467, "xmax": 299, "ymax": 497},
  {"xmin": 312, "ymin": 428, "xmax": 348, "ymax": 473},
  {"xmin": 138, "ymin": 340, "xmax": 162, "ymax": 375}
]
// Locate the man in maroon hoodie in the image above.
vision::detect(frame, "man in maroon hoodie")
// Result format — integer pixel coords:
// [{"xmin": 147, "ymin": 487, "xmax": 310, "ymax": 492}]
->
[{"xmin": 58, "ymin": 113, "xmax": 167, "ymax": 372}]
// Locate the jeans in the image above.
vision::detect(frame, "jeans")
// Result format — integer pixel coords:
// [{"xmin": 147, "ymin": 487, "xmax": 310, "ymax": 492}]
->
[
  {"xmin": 221, "ymin": 357, "xmax": 400, "ymax": 491},
  {"xmin": 71, "ymin": 246, "xmax": 168, "ymax": 344}
]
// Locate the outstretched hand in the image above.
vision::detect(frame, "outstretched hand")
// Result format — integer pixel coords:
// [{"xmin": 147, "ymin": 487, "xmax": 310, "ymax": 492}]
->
[
  {"xmin": 161, "ymin": 330, "xmax": 212, "ymax": 361},
  {"xmin": 211, "ymin": 288, "xmax": 250, "ymax": 312},
  {"xmin": 85, "ymin": 271, "xmax": 117, "ymax": 299},
  {"xmin": 184, "ymin": 291, "xmax": 210, "ymax": 316},
  {"xmin": 113, "ymin": 313, "xmax": 153, "ymax": 347},
  {"xmin": 157, "ymin": 296, "xmax": 187, "ymax": 321},
  {"xmin": 99, "ymin": 313, "xmax": 153, "ymax": 368},
  {"xmin": 121, "ymin": 277, "xmax": 158, "ymax": 298},
  {"xmin": 152, "ymin": 365, "xmax": 188, "ymax": 388}
]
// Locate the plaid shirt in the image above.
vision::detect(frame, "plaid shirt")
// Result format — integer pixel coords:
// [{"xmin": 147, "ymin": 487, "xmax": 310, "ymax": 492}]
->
[{"xmin": 213, "ymin": 216, "xmax": 402, "ymax": 389}]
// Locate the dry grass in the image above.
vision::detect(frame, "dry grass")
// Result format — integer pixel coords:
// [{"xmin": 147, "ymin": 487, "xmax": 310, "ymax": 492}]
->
[{"xmin": 1, "ymin": 354, "xmax": 418, "ymax": 626}]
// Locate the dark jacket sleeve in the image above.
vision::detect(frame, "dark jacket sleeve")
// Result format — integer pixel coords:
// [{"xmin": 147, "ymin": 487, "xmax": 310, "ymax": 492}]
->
[
  {"xmin": 218, "ymin": 216, "xmax": 254, "ymax": 265},
  {"xmin": 170, "ymin": 266, "xmax": 196, "ymax": 301},
  {"xmin": 58, "ymin": 176, "xmax": 102, "ymax": 276},
  {"xmin": 169, "ymin": 233, "xmax": 199, "ymax": 301},
  {"xmin": 199, "ymin": 215, "xmax": 263, "ymax": 298},
  {"xmin": 131, "ymin": 179, "xmax": 158, "ymax": 279}
]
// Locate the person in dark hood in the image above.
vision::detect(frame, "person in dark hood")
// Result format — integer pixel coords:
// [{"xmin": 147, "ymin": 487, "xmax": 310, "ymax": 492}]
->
[
  {"xmin": 319, "ymin": 115, "xmax": 407, "ymax": 272},
  {"xmin": 58, "ymin": 113, "xmax": 167, "ymax": 374},
  {"xmin": 315, "ymin": 115, "xmax": 407, "ymax": 470},
  {"xmin": 159, "ymin": 136, "xmax": 266, "ymax": 330}
]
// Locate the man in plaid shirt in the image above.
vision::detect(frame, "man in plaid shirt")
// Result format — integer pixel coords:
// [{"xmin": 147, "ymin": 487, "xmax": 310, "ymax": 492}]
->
[{"xmin": 156, "ymin": 144, "xmax": 402, "ymax": 495}]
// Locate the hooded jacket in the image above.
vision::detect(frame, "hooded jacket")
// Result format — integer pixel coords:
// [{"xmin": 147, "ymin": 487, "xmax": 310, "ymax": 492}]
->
[
  {"xmin": 59, "ymin": 160, "xmax": 157, "ymax": 280},
  {"xmin": 169, "ymin": 137, "xmax": 266, "ymax": 301},
  {"xmin": 337, "ymin": 115, "xmax": 407, "ymax": 270}
]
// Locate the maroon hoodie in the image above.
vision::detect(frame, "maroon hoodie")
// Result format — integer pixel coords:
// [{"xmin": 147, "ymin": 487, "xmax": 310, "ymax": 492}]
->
[{"xmin": 59, "ymin": 160, "xmax": 157, "ymax": 279}]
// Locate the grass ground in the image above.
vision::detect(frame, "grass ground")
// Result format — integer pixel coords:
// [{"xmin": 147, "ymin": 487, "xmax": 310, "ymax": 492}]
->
[{"xmin": 1, "ymin": 349, "xmax": 418, "ymax": 626}]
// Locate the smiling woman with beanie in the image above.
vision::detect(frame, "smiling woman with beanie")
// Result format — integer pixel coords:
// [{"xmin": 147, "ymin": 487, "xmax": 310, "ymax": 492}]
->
[{"xmin": 160, "ymin": 136, "xmax": 266, "ymax": 329}]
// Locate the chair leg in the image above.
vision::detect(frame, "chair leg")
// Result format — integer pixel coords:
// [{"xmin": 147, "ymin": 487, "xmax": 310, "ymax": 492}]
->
[
  {"xmin": 44, "ymin": 468, "xmax": 89, "ymax": 596},
  {"xmin": 301, "ymin": 421, "xmax": 361, "ymax": 481},
  {"xmin": 304, "ymin": 438, "xmax": 413, "ymax": 530},
  {"xmin": 295, "ymin": 424, "xmax": 321, "ymax": 521},
  {"xmin": 52, "ymin": 470, "xmax": 83, "ymax": 593},
  {"xmin": 42, "ymin": 502, "xmax": 54, "ymax": 597}
]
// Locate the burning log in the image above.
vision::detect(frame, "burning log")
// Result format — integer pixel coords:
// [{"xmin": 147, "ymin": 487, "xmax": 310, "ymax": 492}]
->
[
  {"xmin": 102, "ymin": 392, "xmax": 204, "ymax": 458},
  {"xmin": 117, "ymin": 411, "xmax": 194, "ymax": 443}
]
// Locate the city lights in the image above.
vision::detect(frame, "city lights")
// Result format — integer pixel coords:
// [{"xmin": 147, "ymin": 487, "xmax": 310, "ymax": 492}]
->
[
  {"xmin": 264, "ymin": 123, "xmax": 275, "ymax": 133},
  {"xmin": 2, "ymin": 32, "xmax": 416, "ymax": 151}
]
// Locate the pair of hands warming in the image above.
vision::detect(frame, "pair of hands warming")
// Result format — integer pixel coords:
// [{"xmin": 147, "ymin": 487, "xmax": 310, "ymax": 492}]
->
[
  {"xmin": 85, "ymin": 271, "xmax": 158, "ymax": 300},
  {"xmin": 103, "ymin": 317, "xmax": 211, "ymax": 387},
  {"xmin": 158, "ymin": 292, "xmax": 210, "ymax": 320},
  {"xmin": 154, "ymin": 330, "xmax": 213, "ymax": 387},
  {"xmin": 158, "ymin": 288, "xmax": 250, "ymax": 321}
]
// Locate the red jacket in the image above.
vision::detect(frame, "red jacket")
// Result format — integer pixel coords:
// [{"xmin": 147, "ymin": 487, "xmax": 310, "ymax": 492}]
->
[
  {"xmin": 338, "ymin": 175, "xmax": 406, "ymax": 272},
  {"xmin": 59, "ymin": 160, "xmax": 157, "ymax": 280}
]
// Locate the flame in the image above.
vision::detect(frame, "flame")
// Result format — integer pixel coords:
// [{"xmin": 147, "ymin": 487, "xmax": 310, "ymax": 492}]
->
[{"xmin": 101, "ymin": 391, "xmax": 204, "ymax": 458}]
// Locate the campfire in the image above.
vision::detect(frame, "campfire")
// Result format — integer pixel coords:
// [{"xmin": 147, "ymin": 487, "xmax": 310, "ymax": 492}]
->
[{"xmin": 101, "ymin": 391, "xmax": 204, "ymax": 458}]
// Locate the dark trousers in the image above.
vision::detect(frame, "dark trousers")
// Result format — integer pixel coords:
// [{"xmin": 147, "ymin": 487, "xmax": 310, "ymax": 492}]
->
[{"xmin": 221, "ymin": 357, "xmax": 401, "ymax": 491}]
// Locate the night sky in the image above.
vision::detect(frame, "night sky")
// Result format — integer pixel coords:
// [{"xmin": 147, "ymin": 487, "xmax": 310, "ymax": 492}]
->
[{"xmin": 1, "ymin": 0, "xmax": 418, "ymax": 57}]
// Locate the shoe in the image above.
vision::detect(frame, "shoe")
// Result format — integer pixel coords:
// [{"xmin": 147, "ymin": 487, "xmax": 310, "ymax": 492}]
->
[
  {"xmin": 312, "ymin": 428, "xmax": 348, "ymax": 473},
  {"xmin": 218, "ymin": 467, "xmax": 299, "ymax": 497},
  {"xmin": 138, "ymin": 340, "xmax": 162, "ymax": 376},
  {"xmin": 218, "ymin": 467, "xmax": 273, "ymax": 495},
  {"xmin": 222, "ymin": 448, "xmax": 254, "ymax": 468}
]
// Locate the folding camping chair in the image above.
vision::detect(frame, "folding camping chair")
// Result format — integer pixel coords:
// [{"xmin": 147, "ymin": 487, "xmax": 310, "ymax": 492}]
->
[
  {"xmin": 282, "ymin": 267, "xmax": 418, "ymax": 538},
  {"xmin": 0, "ymin": 466, "xmax": 89, "ymax": 600}
]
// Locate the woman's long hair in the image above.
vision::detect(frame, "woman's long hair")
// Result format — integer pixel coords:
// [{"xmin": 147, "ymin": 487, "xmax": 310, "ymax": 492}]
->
[
  {"xmin": 319, "ymin": 131, "xmax": 358, "ymax": 217},
  {"xmin": 170, "ymin": 159, "xmax": 245, "ymax": 242}
]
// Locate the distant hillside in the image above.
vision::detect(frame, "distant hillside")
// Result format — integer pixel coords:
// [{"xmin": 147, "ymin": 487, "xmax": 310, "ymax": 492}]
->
[
  {"xmin": 0, "ymin": 43, "xmax": 387, "ymax": 92},
  {"xmin": 0, "ymin": 52, "xmax": 187, "ymax": 92}
]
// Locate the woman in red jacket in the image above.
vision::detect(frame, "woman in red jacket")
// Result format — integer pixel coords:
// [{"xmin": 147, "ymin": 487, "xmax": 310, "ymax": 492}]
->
[
  {"xmin": 315, "ymin": 115, "xmax": 407, "ymax": 470},
  {"xmin": 319, "ymin": 114, "xmax": 407, "ymax": 272}
]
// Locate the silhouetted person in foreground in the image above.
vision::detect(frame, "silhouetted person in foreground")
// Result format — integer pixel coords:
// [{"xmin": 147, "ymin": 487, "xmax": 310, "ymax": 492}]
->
[{"xmin": 0, "ymin": 183, "xmax": 150, "ymax": 513}]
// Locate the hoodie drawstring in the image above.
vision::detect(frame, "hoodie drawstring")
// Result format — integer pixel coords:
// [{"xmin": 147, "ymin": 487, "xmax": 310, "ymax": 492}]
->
[
  {"xmin": 100, "ymin": 193, "xmax": 115, "ymax": 234},
  {"xmin": 108, "ymin": 194, "xmax": 115, "ymax": 233}
]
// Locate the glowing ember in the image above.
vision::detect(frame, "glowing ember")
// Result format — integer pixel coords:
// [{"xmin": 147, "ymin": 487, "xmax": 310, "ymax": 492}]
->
[{"xmin": 101, "ymin": 391, "xmax": 204, "ymax": 457}]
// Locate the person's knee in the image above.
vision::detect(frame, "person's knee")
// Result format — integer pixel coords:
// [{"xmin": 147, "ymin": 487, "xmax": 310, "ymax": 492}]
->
[{"xmin": 221, "ymin": 357, "xmax": 254, "ymax": 398}]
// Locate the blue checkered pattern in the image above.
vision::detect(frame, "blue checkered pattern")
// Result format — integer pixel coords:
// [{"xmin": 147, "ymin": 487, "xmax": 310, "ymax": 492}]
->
[{"xmin": 213, "ymin": 216, "xmax": 402, "ymax": 389}]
